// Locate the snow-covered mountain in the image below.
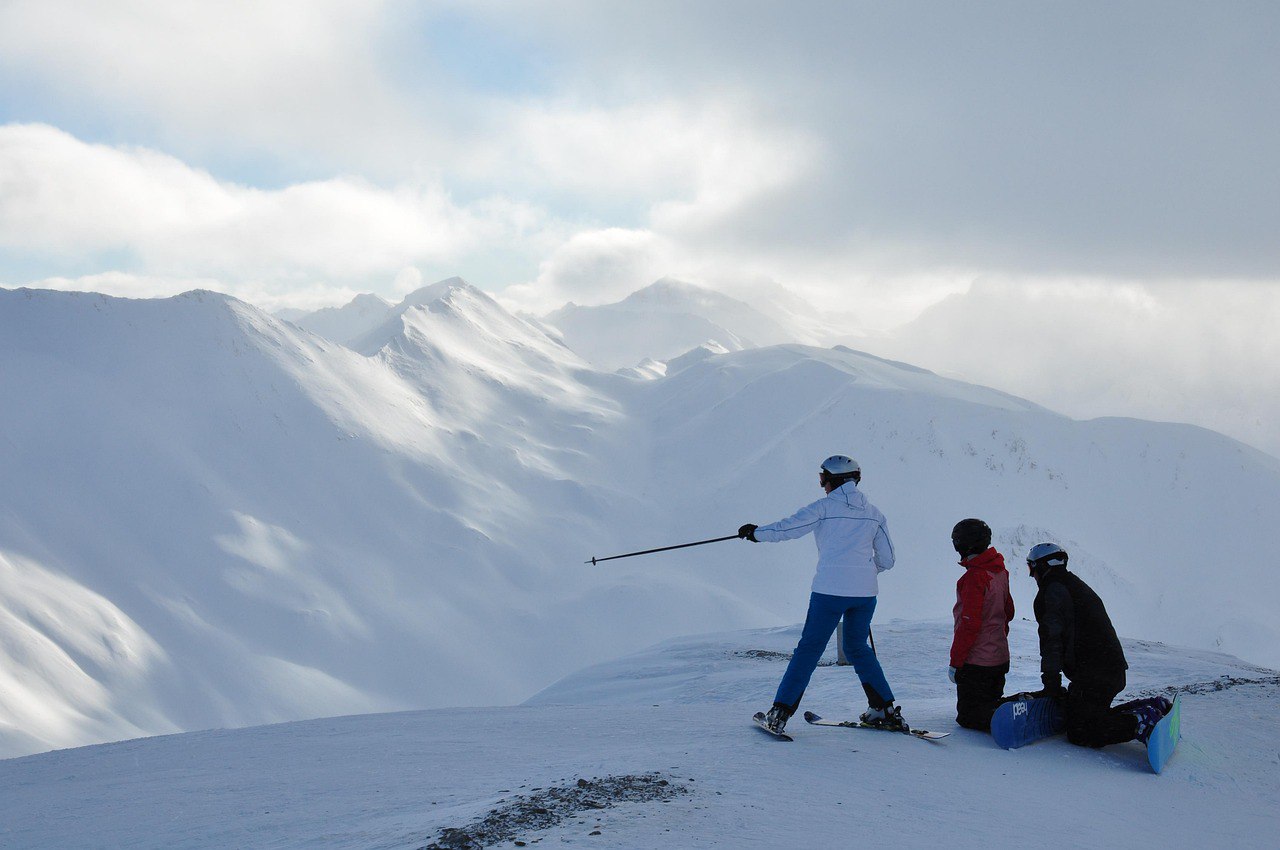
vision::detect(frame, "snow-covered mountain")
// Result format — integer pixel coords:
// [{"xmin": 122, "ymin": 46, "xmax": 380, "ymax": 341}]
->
[
  {"xmin": 0, "ymin": 284, "xmax": 657, "ymax": 759},
  {"xmin": 2, "ymin": 283, "xmax": 1279, "ymax": 759},
  {"xmin": 542, "ymin": 278, "xmax": 802, "ymax": 369},
  {"xmin": 284, "ymin": 292, "xmax": 395, "ymax": 346},
  {"xmin": 2, "ymin": 621, "xmax": 1275, "ymax": 847}
]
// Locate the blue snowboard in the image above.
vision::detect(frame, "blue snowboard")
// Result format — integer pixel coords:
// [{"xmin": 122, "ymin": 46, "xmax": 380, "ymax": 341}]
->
[
  {"xmin": 1146, "ymin": 694, "xmax": 1182, "ymax": 774},
  {"xmin": 990, "ymin": 694, "xmax": 1065, "ymax": 749}
]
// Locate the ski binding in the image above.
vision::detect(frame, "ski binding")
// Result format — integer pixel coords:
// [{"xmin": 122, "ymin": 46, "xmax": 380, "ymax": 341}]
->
[
  {"xmin": 753, "ymin": 711, "xmax": 793, "ymax": 741},
  {"xmin": 803, "ymin": 711, "xmax": 949, "ymax": 740}
]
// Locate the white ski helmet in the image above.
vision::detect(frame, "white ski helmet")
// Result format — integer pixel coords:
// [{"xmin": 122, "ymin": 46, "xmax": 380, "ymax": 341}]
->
[
  {"xmin": 819, "ymin": 455, "xmax": 861, "ymax": 485},
  {"xmin": 1027, "ymin": 543, "xmax": 1068, "ymax": 572}
]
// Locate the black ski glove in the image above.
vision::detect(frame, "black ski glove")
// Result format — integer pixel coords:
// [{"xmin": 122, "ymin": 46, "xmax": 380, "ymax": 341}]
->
[
  {"xmin": 738, "ymin": 524, "xmax": 758, "ymax": 542},
  {"xmin": 1038, "ymin": 672, "xmax": 1066, "ymax": 699}
]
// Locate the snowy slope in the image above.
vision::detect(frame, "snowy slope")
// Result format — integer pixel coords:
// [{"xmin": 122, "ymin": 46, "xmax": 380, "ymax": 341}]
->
[
  {"xmin": 3, "ymin": 285, "xmax": 1280, "ymax": 760},
  {"xmin": 542, "ymin": 278, "xmax": 798, "ymax": 369},
  {"xmin": 1, "ymin": 621, "xmax": 1275, "ymax": 848},
  {"xmin": 0, "ymin": 286, "xmax": 753, "ymax": 758}
]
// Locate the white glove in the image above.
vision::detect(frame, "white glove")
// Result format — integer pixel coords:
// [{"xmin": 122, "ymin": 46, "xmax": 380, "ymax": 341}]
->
[{"xmin": 948, "ymin": 666, "xmax": 958, "ymax": 684}]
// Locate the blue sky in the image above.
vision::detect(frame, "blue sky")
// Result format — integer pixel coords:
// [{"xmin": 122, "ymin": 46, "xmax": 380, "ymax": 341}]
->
[{"xmin": 1, "ymin": 1, "xmax": 1278, "ymax": 454}]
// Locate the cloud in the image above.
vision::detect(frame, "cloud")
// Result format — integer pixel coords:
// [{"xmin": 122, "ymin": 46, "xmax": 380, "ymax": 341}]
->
[
  {"xmin": 499, "ymin": 228, "xmax": 673, "ymax": 314},
  {"xmin": 0, "ymin": 124, "xmax": 534, "ymax": 295},
  {"xmin": 490, "ymin": 99, "xmax": 820, "ymax": 214},
  {"xmin": 0, "ymin": 0, "xmax": 424, "ymax": 173},
  {"xmin": 862, "ymin": 276, "xmax": 1280, "ymax": 457},
  {"xmin": 466, "ymin": 1, "xmax": 1280, "ymax": 281},
  {"xmin": 0, "ymin": 1, "xmax": 807, "ymax": 216},
  {"xmin": 8, "ymin": 2, "xmax": 1280, "ymax": 285}
]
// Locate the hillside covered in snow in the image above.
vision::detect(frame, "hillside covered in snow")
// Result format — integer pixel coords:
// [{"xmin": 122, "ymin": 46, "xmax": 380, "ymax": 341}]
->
[
  {"xmin": 1, "ymin": 620, "xmax": 1275, "ymax": 848},
  {"xmin": 2, "ymin": 281, "xmax": 1279, "ymax": 759}
]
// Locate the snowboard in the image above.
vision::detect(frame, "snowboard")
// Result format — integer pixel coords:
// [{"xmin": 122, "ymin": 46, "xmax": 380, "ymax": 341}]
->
[
  {"xmin": 803, "ymin": 711, "xmax": 950, "ymax": 741},
  {"xmin": 990, "ymin": 694, "xmax": 1065, "ymax": 749},
  {"xmin": 752, "ymin": 711, "xmax": 793, "ymax": 741},
  {"xmin": 1146, "ymin": 694, "xmax": 1182, "ymax": 774}
]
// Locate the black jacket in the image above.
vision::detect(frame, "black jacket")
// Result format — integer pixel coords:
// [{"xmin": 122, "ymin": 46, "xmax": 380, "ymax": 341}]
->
[{"xmin": 1033, "ymin": 568, "xmax": 1127, "ymax": 683}]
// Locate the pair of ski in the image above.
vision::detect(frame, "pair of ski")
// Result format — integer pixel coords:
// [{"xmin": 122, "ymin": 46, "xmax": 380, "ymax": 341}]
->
[
  {"xmin": 752, "ymin": 710, "xmax": 950, "ymax": 742},
  {"xmin": 989, "ymin": 693, "xmax": 1182, "ymax": 774}
]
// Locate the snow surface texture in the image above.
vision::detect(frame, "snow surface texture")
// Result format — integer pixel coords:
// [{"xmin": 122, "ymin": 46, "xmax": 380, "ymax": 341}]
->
[
  {"xmin": 2, "ymin": 282, "xmax": 1280, "ymax": 758},
  {"xmin": 0, "ymin": 621, "xmax": 1276, "ymax": 848}
]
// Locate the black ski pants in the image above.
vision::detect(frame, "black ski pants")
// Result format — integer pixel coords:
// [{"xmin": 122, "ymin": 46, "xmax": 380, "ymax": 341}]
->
[
  {"xmin": 954, "ymin": 662, "xmax": 1009, "ymax": 731},
  {"xmin": 1064, "ymin": 669, "xmax": 1139, "ymax": 748}
]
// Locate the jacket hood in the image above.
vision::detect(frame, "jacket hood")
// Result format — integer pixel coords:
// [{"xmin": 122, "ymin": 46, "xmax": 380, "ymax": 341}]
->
[
  {"xmin": 828, "ymin": 480, "xmax": 867, "ymax": 509},
  {"xmin": 959, "ymin": 547, "xmax": 1006, "ymax": 572}
]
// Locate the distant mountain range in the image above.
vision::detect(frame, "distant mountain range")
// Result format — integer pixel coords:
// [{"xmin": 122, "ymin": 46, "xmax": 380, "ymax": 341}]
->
[
  {"xmin": 282, "ymin": 277, "xmax": 836, "ymax": 371},
  {"xmin": 3, "ymin": 280, "xmax": 1278, "ymax": 758}
]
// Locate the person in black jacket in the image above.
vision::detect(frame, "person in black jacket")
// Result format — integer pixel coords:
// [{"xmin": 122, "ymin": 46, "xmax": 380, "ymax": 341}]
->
[{"xmin": 1027, "ymin": 543, "xmax": 1170, "ymax": 747}]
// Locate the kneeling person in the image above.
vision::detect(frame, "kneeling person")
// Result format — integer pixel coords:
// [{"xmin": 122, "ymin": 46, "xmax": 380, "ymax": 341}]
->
[{"xmin": 1028, "ymin": 543, "xmax": 1170, "ymax": 747}]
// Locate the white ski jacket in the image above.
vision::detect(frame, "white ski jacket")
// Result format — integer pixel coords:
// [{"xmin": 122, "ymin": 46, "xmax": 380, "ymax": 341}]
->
[{"xmin": 753, "ymin": 481, "xmax": 895, "ymax": 598}]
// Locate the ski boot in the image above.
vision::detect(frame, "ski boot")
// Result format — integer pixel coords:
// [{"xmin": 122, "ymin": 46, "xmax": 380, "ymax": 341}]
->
[
  {"xmin": 763, "ymin": 702, "xmax": 793, "ymax": 735},
  {"xmin": 1115, "ymin": 694, "xmax": 1174, "ymax": 721},
  {"xmin": 859, "ymin": 703, "xmax": 908, "ymax": 732}
]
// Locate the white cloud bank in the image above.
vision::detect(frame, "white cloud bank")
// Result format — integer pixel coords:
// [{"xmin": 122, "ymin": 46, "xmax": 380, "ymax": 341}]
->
[
  {"xmin": 862, "ymin": 277, "xmax": 1280, "ymax": 458},
  {"xmin": 0, "ymin": 124, "xmax": 539, "ymax": 303},
  {"xmin": 0, "ymin": 0, "xmax": 422, "ymax": 172}
]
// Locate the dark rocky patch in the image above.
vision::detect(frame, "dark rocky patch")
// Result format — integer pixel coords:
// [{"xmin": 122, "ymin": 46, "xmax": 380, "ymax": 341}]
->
[
  {"xmin": 421, "ymin": 773, "xmax": 689, "ymax": 849},
  {"xmin": 1132, "ymin": 674, "xmax": 1280, "ymax": 699},
  {"xmin": 734, "ymin": 649, "xmax": 836, "ymax": 667}
]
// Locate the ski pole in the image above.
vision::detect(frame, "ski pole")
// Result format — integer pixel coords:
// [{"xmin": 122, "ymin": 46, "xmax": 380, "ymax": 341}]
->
[{"xmin": 585, "ymin": 534, "xmax": 739, "ymax": 565}]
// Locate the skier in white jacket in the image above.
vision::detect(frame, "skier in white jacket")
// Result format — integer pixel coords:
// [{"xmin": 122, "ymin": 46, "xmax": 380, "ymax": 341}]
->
[{"xmin": 740, "ymin": 455, "xmax": 903, "ymax": 735}]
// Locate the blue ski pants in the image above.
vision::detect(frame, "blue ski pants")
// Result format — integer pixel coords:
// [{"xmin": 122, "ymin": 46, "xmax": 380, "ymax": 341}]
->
[{"xmin": 774, "ymin": 592, "xmax": 894, "ymax": 711}]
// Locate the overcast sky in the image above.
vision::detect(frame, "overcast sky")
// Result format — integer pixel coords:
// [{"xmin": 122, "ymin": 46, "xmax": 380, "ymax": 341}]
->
[{"xmin": 2, "ymin": 1, "xmax": 1278, "ymax": 454}]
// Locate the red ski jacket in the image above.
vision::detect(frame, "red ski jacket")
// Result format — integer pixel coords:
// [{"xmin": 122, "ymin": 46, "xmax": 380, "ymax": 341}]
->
[{"xmin": 950, "ymin": 547, "xmax": 1014, "ymax": 668}]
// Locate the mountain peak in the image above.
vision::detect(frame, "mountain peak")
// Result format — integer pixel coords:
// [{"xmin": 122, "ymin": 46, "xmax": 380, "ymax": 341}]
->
[
  {"xmin": 398, "ymin": 277, "xmax": 477, "ymax": 309},
  {"xmin": 287, "ymin": 291, "xmax": 395, "ymax": 346},
  {"xmin": 542, "ymin": 278, "xmax": 795, "ymax": 370},
  {"xmin": 620, "ymin": 278, "xmax": 728, "ymax": 309},
  {"xmin": 349, "ymin": 293, "xmax": 393, "ymax": 309}
]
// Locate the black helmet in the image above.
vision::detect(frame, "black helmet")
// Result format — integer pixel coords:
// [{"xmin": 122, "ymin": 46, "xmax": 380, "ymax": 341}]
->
[
  {"xmin": 1027, "ymin": 543, "xmax": 1068, "ymax": 573},
  {"xmin": 951, "ymin": 518, "xmax": 992, "ymax": 557}
]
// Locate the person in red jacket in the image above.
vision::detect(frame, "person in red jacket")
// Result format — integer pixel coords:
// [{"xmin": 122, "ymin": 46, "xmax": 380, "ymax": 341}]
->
[{"xmin": 948, "ymin": 518, "xmax": 1015, "ymax": 731}]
